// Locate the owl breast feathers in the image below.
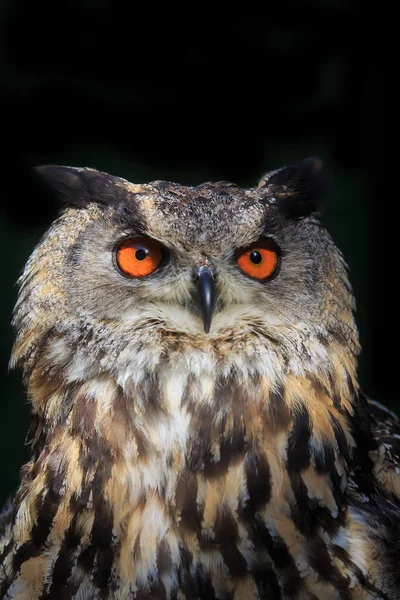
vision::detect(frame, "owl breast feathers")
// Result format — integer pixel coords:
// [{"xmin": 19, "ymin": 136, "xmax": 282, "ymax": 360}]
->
[{"xmin": 1, "ymin": 158, "xmax": 400, "ymax": 599}]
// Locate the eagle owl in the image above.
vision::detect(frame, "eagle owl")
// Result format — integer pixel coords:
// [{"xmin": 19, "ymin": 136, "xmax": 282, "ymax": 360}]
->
[{"xmin": 1, "ymin": 158, "xmax": 400, "ymax": 600}]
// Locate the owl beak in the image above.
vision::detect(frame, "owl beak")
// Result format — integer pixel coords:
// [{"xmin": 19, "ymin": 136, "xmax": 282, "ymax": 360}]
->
[{"xmin": 194, "ymin": 266, "xmax": 216, "ymax": 334}]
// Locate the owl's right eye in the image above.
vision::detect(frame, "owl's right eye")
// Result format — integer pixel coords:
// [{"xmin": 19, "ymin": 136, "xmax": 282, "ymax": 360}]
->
[{"xmin": 115, "ymin": 237, "xmax": 164, "ymax": 278}]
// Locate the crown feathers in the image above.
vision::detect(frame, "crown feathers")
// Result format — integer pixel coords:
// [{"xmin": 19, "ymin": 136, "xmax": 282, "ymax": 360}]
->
[
  {"xmin": 34, "ymin": 159, "xmax": 330, "ymax": 218},
  {"xmin": 257, "ymin": 157, "xmax": 330, "ymax": 218}
]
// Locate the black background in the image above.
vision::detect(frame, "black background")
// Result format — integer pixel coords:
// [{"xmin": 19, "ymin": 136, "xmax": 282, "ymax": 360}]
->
[{"xmin": 0, "ymin": 4, "xmax": 390, "ymax": 505}]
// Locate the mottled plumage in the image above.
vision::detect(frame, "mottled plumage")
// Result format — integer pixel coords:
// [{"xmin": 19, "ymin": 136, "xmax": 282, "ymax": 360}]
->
[{"xmin": 1, "ymin": 158, "xmax": 399, "ymax": 599}]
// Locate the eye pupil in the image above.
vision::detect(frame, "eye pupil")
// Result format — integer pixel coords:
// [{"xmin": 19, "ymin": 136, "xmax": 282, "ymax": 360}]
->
[
  {"xmin": 135, "ymin": 248, "xmax": 148, "ymax": 261},
  {"xmin": 250, "ymin": 251, "xmax": 262, "ymax": 264}
]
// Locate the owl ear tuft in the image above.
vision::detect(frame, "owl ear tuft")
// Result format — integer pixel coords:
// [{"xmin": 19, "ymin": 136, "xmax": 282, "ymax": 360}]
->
[
  {"xmin": 34, "ymin": 165, "xmax": 124, "ymax": 207},
  {"xmin": 257, "ymin": 157, "xmax": 330, "ymax": 218}
]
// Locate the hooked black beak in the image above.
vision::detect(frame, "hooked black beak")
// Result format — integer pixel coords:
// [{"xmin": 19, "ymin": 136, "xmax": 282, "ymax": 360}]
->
[{"xmin": 194, "ymin": 266, "xmax": 216, "ymax": 333}]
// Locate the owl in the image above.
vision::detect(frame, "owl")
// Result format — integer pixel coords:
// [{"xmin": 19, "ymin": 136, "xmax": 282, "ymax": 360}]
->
[{"xmin": 1, "ymin": 158, "xmax": 400, "ymax": 600}]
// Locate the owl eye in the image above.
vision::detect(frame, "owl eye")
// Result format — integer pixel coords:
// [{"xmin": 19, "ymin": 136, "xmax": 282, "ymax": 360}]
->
[
  {"xmin": 115, "ymin": 237, "xmax": 164, "ymax": 277},
  {"xmin": 236, "ymin": 239, "xmax": 280, "ymax": 280}
]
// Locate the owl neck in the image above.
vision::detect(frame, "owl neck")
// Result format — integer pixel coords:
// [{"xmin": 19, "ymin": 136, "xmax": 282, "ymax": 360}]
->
[{"xmin": 15, "ymin": 352, "xmax": 358, "ymax": 552}]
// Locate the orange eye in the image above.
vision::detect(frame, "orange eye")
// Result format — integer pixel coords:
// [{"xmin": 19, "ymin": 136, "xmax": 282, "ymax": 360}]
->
[
  {"xmin": 236, "ymin": 239, "xmax": 280, "ymax": 280},
  {"xmin": 116, "ymin": 237, "xmax": 164, "ymax": 277}
]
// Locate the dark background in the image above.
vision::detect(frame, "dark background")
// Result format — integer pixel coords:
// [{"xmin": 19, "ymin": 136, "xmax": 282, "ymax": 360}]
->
[{"xmin": 0, "ymin": 5, "xmax": 389, "ymax": 506}]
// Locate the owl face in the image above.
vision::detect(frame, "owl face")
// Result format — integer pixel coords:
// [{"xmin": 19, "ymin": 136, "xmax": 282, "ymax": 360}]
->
[
  {"xmin": 63, "ymin": 191, "xmax": 318, "ymax": 333},
  {"xmin": 13, "ymin": 159, "xmax": 359, "ymax": 387}
]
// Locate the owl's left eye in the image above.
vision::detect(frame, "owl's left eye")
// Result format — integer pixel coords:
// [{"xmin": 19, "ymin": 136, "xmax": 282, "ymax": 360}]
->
[
  {"xmin": 235, "ymin": 238, "xmax": 280, "ymax": 280},
  {"xmin": 115, "ymin": 237, "xmax": 164, "ymax": 277}
]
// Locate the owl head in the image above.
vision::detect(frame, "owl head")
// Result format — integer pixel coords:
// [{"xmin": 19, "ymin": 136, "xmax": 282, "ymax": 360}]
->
[{"xmin": 12, "ymin": 158, "xmax": 359, "ymax": 398}]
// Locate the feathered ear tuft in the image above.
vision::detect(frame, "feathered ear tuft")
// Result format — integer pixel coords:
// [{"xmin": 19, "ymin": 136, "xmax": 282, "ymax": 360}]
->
[
  {"xmin": 257, "ymin": 157, "xmax": 330, "ymax": 218},
  {"xmin": 34, "ymin": 165, "xmax": 127, "ymax": 207}
]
